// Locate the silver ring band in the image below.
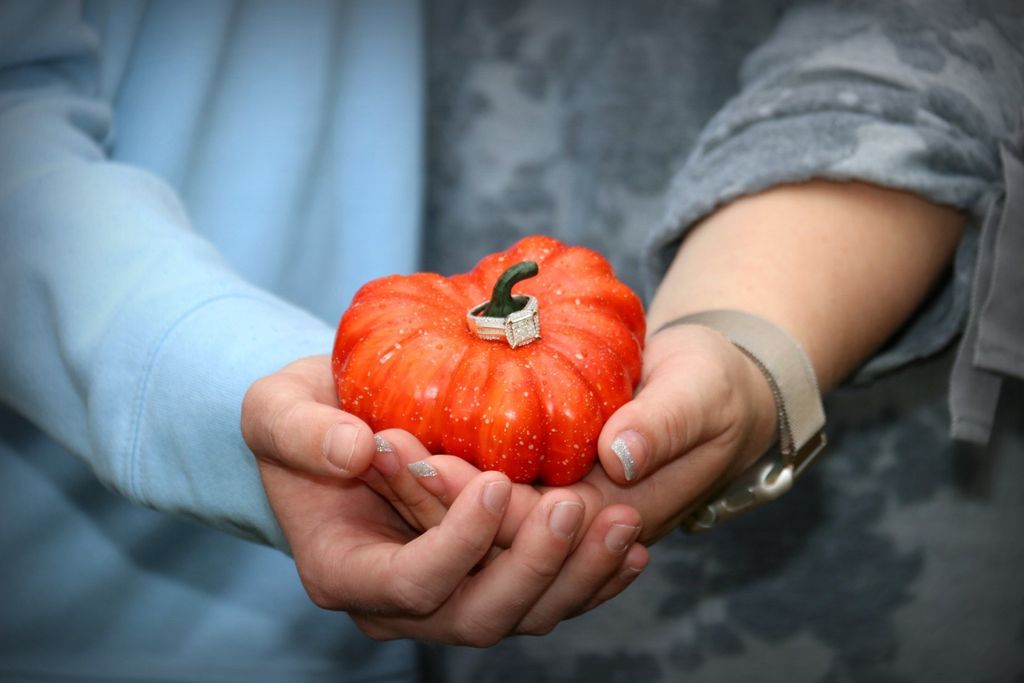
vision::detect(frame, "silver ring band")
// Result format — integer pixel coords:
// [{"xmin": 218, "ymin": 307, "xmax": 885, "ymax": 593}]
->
[{"xmin": 466, "ymin": 295, "xmax": 541, "ymax": 348}]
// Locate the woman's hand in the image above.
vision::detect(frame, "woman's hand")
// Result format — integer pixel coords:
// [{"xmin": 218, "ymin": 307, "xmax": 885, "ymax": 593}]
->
[
  {"xmin": 364, "ymin": 179, "xmax": 966, "ymax": 547},
  {"xmin": 241, "ymin": 355, "xmax": 649, "ymax": 644},
  {"xmin": 363, "ymin": 323, "xmax": 779, "ymax": 546}
]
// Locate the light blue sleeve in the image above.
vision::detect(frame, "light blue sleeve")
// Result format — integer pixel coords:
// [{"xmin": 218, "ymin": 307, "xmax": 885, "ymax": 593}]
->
[{"xmin": 0, "ymin": 2, "xmax": 335, "ymax": 550}]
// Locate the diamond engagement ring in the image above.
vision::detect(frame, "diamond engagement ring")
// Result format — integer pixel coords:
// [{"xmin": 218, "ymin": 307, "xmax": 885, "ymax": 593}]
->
[{"xmin": 467, "ymin": 295, "xmax": 541, "ymax": 348}]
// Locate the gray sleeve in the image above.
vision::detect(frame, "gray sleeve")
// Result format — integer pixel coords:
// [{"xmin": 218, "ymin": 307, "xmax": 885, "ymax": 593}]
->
[{"xmin": 644, "ymin": 0, "xmax": 1024, "ymax": 380}]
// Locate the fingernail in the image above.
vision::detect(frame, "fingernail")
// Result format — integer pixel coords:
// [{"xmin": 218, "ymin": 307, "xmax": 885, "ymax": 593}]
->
[
  {"xmin": 407, "ymin": 460, "xmax": 438, "ymax": 478},
  {"xmin": 323, "ymin": 423, "xmax": 359, "ymax": 473},
  {"xmin": 372, "ymin": 435, "xmax": 399, "ymax": 478},
  {"xmin": 549, "ymin": 501, "xmax": 584, "ymax": 539},
  {"xmin": 482, "ymin": 480, "xmax": 511, "ymax": 514},
  {"xmin": 605, "ymin": 523, "xmax": 640, "ymax": 553},
  {"xmin": 611, "ymin": 431, "xmax": 646, "ymax": 481},
  {"xmin": 619, "ymin": 565, "xmax": 644, "ymax": 581},
  {"xmin": 408, "ymin": 460, "xmax": 447, "ymax": 498}
]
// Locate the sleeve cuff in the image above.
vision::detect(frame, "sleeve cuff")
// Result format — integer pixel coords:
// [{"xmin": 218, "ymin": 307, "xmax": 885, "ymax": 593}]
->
[
  {"xmin": 645, "ymin": 108, "xmax": 991, "ymax": 381},
  {"xmin": 107, "ymin": 292, "xmax": 335, "ymax": 552}
]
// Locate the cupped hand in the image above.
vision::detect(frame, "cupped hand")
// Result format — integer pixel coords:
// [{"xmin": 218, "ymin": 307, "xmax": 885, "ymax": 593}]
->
[
  {"xmin": 241, "ymin": 355, "xmax": 648, "ymax": 644},
  {"xmin": 365, "ymin": 323, "xmax": 778, "ymax": 545}
]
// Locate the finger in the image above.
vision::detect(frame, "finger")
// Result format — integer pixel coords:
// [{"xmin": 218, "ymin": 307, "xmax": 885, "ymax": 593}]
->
[
  {"xmin": 587, "ymin": 428, "xmax": 771, "ymax": 544},
  {"xmin": 356, "ymin": 457, "xmax": 418, "ymax": 533},
  {"xmin": 360, "ymin": 488, "xmax": 587, "ymax": 644},
  {"xmin": 405, "ymin": 454, "xmax": 544, "ymax": 548},
  {"xmin": 581, "ymin": 542, "xmax": 650, "ymax": 613},
  {"xmin": 439, "ymin": 489, "xmax": 585, "ymax": 644},
  {"xmin": 597, "ymin": 325, "xmax": 763, "ymax": 484},
  {"xmin": 242, "ymin": 356, "xmax": 378, "ymax": 478},
  {"xmin": 403, "ymin": 454, "xmax": 621, "ymax": 551},
  {"xmin": 371, "ymin": 471, "xmax": 512, "ymax": 616},
  {"xmin": 356, "ymin": 538, "xmax": 648, "ymax": 644},
  {"xmin": 515, "ymin": 504, "xmax": 643, "ymax": 634},
  {"xmin": 362, "ymin": 429, "xmax": 450, "ymax": 533}
]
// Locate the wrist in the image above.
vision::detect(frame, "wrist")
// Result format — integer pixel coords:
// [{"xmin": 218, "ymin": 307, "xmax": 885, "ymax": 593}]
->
[
  {"xmin": 654, "ymin": 310, "xmax": 828, "ymax": 530},
  {"xmin": 645, "ymin": 323, "xmax": 778, "ymax": 475}
]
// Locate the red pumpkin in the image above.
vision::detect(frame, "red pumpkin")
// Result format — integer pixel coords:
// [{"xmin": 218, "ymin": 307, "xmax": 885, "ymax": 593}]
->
[{"xmin": 332, "ymin": 236, "xmax": 645, "ymax": 485}]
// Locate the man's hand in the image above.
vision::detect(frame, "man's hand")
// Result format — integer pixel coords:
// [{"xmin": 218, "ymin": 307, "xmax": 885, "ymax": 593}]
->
[{"xmin": 241, "ymin": 355, "xmax": 649, "ymax": 644}]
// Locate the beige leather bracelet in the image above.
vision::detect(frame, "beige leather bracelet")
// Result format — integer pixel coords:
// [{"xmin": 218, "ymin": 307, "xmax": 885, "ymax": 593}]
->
[{"xmin": 655, "ymin": 310, "xmax": 827, "ymax": 531}]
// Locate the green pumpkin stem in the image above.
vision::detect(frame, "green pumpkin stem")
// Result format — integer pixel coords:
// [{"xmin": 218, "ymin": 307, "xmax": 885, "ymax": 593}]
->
[{"xmin": 480, "ymin": 261, "xmax": 539, "ymax": 318}]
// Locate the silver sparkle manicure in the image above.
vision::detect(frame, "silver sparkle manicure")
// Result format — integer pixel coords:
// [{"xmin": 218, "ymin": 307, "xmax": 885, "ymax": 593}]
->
[
  {"xmin": 612, "ymin": 437, "xmax": 637, "ymax": 481},
  {"xmin": 407, "ymin": 460, "xmax": 438, "ymax": 478},
  {"xmin": 374, "ymin": 434, "xmax": 394, "ymax": 453}
]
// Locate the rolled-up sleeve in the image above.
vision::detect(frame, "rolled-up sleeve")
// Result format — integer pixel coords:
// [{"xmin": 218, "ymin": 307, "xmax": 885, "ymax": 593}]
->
[{"xmin": 645, "ymin": 0, "xmax": 1024, "ymax": 380}]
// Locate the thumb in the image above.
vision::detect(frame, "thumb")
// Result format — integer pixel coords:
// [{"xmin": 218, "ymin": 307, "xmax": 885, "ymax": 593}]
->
[
  {"xmin": 597, "ymin": 324, "xmax": 773, "ymax": 484},
  {"xmin": 242, "ymin": 356, "xmax": 377, "ymax": 479}
]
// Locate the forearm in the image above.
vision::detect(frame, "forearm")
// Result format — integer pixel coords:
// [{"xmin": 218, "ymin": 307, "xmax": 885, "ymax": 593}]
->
[
  {"xmin": 0, "ymin": 3, "xmax": 331, "ymax": 547},
  {"xmin": 645, "ymin": 0, "xmax": 1024, "ymax": 392},
  {"xmin": 647, "ymin": 180, "xmax": 966, "ymax": 392}
]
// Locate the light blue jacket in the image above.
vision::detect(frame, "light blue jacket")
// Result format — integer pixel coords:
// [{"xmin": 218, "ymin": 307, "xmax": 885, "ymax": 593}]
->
[{"xmin": 1, "ymin": 1, "xmax": 421, "ymax": 679}]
